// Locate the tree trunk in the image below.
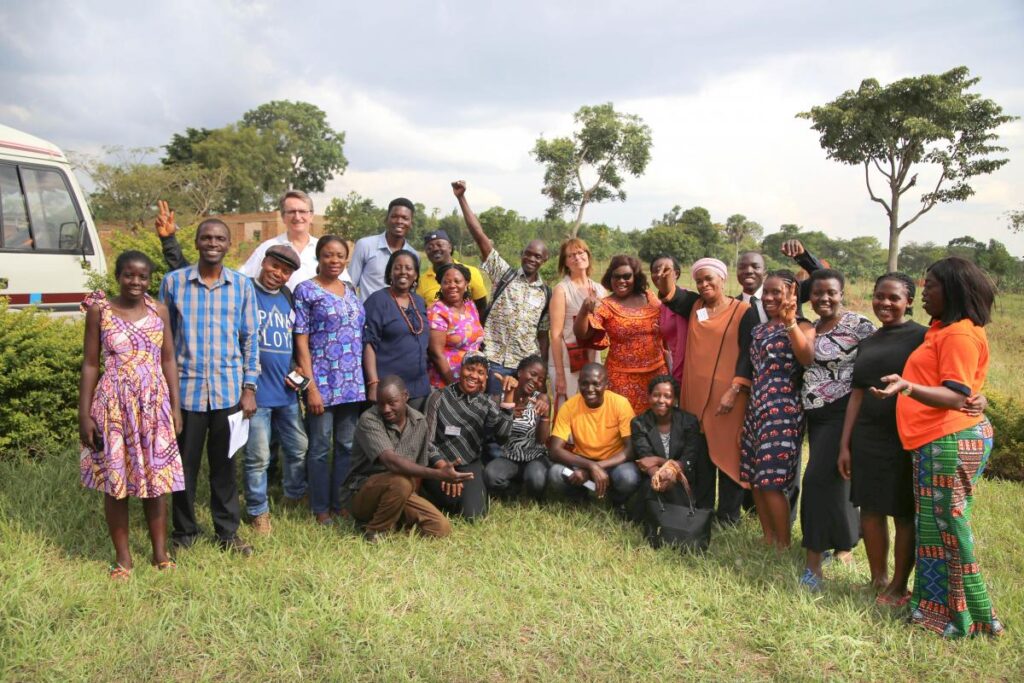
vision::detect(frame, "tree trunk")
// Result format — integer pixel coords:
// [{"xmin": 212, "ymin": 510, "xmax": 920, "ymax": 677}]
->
[
  {"xmin": 568, "ymin": 201, "xmax": 587, "ymax": 238},
  {"xmin": 886, "ymin": 189, "xmax": 901, "ymax": 273}
]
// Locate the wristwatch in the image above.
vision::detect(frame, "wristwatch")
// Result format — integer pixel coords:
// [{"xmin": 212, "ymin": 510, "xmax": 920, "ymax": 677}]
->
[{"xmin": 243, "ymin": 382, "xmax": 258, "ymax": 392}]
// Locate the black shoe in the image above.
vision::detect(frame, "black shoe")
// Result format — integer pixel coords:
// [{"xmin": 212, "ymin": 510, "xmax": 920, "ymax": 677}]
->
[
  {"xmin": 171, "ymin": 533, "xmax": 199, "ymax": 550},
  {"xmin": 218, "ymin": 536, "xmax": 254, "ymax": 557}
]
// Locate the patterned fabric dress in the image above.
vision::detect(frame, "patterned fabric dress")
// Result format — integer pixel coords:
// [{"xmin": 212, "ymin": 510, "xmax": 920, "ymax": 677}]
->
[
  {"xmin": 740, "ymin": 322, "xmax": 803, "ymax": 490},
  {"xmin": 293, "ymin": 280, "xmax": 366, "ymax": 406},
  {"xmin": 910, "ymin": 420, "xmax": 1001, "ymax": 637},
  {"xmin": 590, "ymin": 291, "xmax": 668, "ymax": 413},
  {"xmin": 427, "ymin": 299, "xmax": 484, "ymax": 388},
  {"xmin": 80, "ymin": 292, "xmax": 184, "ymax": 499}
]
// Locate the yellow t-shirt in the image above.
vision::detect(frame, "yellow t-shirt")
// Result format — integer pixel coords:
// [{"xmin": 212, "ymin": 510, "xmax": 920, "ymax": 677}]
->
[
  {"xmin": 551, "ymin": 392, "xmax": 635, "ymax": 461},
  {"xmin": 417, "ymin": 259, "xmax": 489, "ymax": 304}
]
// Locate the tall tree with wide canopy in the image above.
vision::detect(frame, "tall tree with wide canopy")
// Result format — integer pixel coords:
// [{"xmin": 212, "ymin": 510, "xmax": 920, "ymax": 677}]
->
[
  {"xmin": 798, "ymin": 66, "xmax": 1016, "ymax": 271},
  {"xmin": 241, "ymin": 100, "xmax": 347, "ymax": 193},
  {"xmin": 532, "ymin": 103, "xmax": 652, "ymax": 237}
]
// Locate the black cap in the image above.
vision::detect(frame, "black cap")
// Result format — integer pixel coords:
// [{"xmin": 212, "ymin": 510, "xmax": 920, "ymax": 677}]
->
[{"xmin": 423, "ymin": 230, "xmax": 451, "ymax": 245}]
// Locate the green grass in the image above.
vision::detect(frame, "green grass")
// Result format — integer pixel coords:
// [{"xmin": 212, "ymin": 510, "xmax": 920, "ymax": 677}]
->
[{"xmin": 1, "ymin": 455, "xmax": 1022, "ymax": 681}]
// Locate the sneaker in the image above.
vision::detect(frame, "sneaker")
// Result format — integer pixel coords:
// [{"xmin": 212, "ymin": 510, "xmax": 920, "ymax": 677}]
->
[
  {"xmin": 799, "ymin": 568, "xmax": 823, "ymax": 593},
  {"xmin": 250, "ymin": 512, "xmax": 272, "ymax": 536},
  {"xmin": 218, "ymin": 536, "xmax": 254, "ymax": 557}
]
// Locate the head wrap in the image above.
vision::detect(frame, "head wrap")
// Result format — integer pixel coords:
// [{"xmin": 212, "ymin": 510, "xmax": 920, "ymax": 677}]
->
[{"xmin": 690, "ymin": 257, "xmax": 727, "ymax": 282}]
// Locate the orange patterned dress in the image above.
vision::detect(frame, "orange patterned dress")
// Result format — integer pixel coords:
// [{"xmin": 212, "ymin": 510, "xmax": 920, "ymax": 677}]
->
[{"xmin": 589, "ymin": 291, "xmax": 668, "ymax": 413}]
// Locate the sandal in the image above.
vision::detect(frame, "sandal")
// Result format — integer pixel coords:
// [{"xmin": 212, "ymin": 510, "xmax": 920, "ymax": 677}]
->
[
  {"xmin": 109, "ymin": 564, "xmax": 132, "ymax": 581},
  {"xmin": 153, "ymin": 559, "xmax": 177, "ymax": 571},
  {"xmin": 876, "ymin": 592, "xmax": 911, "ymax": 607}
]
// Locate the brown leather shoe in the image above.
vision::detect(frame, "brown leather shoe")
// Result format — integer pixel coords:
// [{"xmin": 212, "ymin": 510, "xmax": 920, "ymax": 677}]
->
[
  {"xmin": 218, "ymin": 536, "xmax": 254, "ymax": 557},
  {"xmin": 250, "ymin": 512, "xmax": 272, "ymax": 535}
]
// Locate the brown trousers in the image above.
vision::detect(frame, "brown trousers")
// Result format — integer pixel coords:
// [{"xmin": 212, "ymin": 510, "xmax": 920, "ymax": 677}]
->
[{"xmin": 351, "ymin": 472, "xmax": 451, "ymax": 538}]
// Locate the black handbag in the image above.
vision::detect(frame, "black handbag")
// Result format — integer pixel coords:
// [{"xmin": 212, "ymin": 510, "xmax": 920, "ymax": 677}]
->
[{"xmin": 643, "ymin": 474, "xmax": 713, "ymax": 552}]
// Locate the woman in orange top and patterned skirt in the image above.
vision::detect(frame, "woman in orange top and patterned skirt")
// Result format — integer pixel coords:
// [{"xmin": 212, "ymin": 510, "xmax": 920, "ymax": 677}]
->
[
  {"xmin": 872, "ymin": 257, "xmax": 1003, "ymax": 638},
  {"xmin": 574, "ymin": 254, "xmax": 667, "ymax": 414}
]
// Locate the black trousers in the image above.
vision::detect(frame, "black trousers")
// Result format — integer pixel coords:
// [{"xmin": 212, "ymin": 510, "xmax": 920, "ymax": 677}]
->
[
  {"xmin": 421, "ymin": 459, "xmax": 489, "ymax": 521},
  {"xmin": 172, "ymin": 408, "xmax": 240, "ymax": 542},
  {"xmin": 693, "ymin": 431, "xmax": 744, "ymax": 523}
]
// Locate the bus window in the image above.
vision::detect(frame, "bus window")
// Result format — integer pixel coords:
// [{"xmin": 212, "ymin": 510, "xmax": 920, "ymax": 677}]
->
[
  {"xmin": 21, "ymin": 167, "xmax": 84, "ymax": 252},
  {"xmin": 0, "ymin": 164, "xmax": 33, "ymax": 250}
]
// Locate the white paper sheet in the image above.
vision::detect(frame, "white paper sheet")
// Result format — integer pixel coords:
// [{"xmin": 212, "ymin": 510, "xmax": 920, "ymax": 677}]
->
[{"xmin": 227, "ymin": 410, "xmax": 250, "ymax": 459}]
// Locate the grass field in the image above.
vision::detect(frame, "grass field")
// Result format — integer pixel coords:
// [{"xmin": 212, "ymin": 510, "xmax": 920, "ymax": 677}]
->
[
  {"xmin": 1, "ymin": 290, "xmax": 1022, "ymax": 681},
  {"xmin": 1, "ymin": 453, "xmax": 1022, "ymax": 681}
]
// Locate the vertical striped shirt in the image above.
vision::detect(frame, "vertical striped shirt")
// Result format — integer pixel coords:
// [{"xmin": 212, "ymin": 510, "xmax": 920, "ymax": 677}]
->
[
  {"xmin": 425, "ymin": 384, "xmax": 513, "ymax": 466},
  {"xmin": 160, "ymin": 265, "xmax": 260, "ymax": 412}
]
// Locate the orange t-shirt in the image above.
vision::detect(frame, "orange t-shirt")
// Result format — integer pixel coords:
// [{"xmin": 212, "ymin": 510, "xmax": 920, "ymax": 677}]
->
[{"xmin": 896, "ymin": 319, "xmax": 988, "ymax": 450}]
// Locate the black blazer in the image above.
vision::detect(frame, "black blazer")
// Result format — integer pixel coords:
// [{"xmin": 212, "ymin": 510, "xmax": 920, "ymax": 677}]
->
[{"xmin": 630, "ymin": 408, "xmax": 701, "ymax": 477}]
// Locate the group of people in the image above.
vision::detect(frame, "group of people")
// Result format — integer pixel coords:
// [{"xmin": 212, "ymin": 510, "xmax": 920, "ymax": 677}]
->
[{"xmin": 77, "ymin": 182, "xmax": 1003, "ymax": 639}]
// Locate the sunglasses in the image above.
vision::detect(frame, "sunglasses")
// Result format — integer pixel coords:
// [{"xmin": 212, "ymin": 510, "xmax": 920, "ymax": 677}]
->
[{"xmin": 611, "ymin": 271, "xmax": 635, "ymax": 281}]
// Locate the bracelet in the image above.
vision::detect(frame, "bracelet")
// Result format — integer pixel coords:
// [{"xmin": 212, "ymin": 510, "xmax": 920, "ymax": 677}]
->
[
  {"xmin": 366, "ymin": 379, "xmax": 380, "ymax": 386},
  {"xmin": 901, "ymin": 384, "xmax": 913, "ymax": 397},
  {"xmin": 499, "ymin": 401, "xmax": 516, "ymax": 410},
  {"xmin": 785, "ymin": 321, "xmax": 798, "ymax": 331}
]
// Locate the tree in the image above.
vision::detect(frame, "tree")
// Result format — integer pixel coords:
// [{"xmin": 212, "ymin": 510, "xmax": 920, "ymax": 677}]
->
[
  {"xmin": 323, "ymin": 192, "xmax": 385, "ymax": 241},
  {"xmin": 1007, "ymin": 208, "xmax": 1024, "ymax": 234},
  {"xmin": 162, "ymin": 127, "xmax": 214, "ymax": 166},
  {"xmin": 637, "ymin": 225, "xmax": 702, "ymax": 265},
  {"xmin": 240, "ymin": 100, "xmax": 347, "ymax": 193},
  {"xmin": 532, "ymin": 103, "xmax": 652, "ymax": 237},
  {"xmin": 191, "ymin": 125, "xmax": 289, "ymax": 212},
  {"xmin": 71, "ymin": 147, "xmax": 226, "ymax": 226},
  {"xmin": 798, "ymin": 66, "xmax": 1017, "ymax": 271},
  {"xmin": 723, "ymin": 213, "xmax": 764, "ymax": 270}
]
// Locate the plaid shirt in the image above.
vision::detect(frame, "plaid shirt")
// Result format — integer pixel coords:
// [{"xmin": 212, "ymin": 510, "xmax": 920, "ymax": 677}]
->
[{"xmin": 160, "ymin": 265, "xmax": 260, "ymax": 412}]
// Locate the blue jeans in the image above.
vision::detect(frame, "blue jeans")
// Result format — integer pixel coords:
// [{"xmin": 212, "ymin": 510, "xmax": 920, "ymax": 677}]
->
[
  {"xmin": 243, "ymin": 402, "xmax": 308, "ymax": 516},
  {"xmin": 307, "ymin": 402, "xmax": 360, "ymax": 515},
  {"xmin": 546, "ymin": 462, "xmax": 640, "ymax": 506}
]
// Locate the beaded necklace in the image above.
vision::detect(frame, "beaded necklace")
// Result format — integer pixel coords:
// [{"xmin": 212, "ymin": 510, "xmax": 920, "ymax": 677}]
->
[{"xmin": 390, "ymin": 289, "xmax": 425, "ymax": 335}]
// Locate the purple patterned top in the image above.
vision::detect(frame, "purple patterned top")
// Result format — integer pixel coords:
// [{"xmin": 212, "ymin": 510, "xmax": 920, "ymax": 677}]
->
[
  {"xmin": 293, "ymin": 280, "xmax": 366, "ymax": 406},
  {"xmin": 802, "ymin": 310, "xmax": 876, "ymax": 409}
]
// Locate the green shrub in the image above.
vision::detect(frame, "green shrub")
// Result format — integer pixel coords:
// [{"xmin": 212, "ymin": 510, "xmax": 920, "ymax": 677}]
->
[
  {"xmin": 984, "ymin": 391, "xmax": 1024, "ymax": 482},
  {"xmin": 0, "ymin": 300, "xmax": 84, "ymax": 459}
]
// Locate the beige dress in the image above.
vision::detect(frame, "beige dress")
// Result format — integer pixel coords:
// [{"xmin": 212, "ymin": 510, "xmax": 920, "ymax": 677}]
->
[{"xmin": 550, "ymin": 276, "xmax": 606, "ymax": 406}]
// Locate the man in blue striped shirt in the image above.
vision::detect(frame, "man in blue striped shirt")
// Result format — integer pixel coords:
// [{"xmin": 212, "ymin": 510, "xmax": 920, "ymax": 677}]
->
[{"xmin": 160, "ymin": 218, "xmax": 260, "ymax": 556}]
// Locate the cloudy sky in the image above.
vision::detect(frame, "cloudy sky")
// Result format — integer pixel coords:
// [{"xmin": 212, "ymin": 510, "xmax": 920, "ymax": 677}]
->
[{"xmin": 3, "ymin": 1, "xmax": 1023, "ymax": 255}]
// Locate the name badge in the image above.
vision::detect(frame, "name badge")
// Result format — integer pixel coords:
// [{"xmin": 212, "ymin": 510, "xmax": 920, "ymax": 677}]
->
[
  {"xmin": 696, "ymin": 307, "xmax": 710, "ymax": 322},
  {"xmin": 444, "ymin": 425, "xmax": 462, "ymax": 437}
]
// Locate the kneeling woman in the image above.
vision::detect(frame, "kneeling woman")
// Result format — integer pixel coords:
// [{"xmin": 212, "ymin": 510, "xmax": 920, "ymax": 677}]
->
[
  {"xmin": 483, "ymin": 355, "xmax": 552, "ymax": 500},
  {"xmin": 422, "ymin": 354, "xmax": 517, "ymax": 520},
  {"xmin": 739, "ymin": 271, "xmax": 812, "ymax": 550},
  {"xmin": 630, "ymin": 375, "xmax": 702, "ymax": 519}
]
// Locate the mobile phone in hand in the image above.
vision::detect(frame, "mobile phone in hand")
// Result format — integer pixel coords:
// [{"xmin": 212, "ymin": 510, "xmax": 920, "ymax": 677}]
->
[
  {"xmin": 560, "ymin": 465, "xmax": 597, "ymax": 492},
  {"xmin": 286, "ymin": 370, "xmax": 310, "ymax": 391}
]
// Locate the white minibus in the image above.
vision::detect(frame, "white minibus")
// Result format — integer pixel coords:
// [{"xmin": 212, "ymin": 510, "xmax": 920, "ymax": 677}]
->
[{"xmin": 0, "ymin": 124, "xmax": 106, "ymax": 311}]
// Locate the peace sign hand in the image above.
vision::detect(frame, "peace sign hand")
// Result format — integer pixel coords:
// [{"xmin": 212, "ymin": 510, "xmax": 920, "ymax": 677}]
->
[{"xmin": 155, "ymin": 199, "xmax": 176, "ymax": 238}]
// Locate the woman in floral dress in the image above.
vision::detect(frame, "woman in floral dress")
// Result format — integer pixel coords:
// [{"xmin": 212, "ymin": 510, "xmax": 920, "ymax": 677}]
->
[
  {"xmin": 427, "ymin": 262, "xmax": 483, "ymax": 388},
  {"xmin": 79, "ymin": 250, "xmax": 184, "ymax": 579}
]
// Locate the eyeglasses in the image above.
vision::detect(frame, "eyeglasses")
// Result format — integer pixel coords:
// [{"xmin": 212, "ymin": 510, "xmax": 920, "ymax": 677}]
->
[
  {"xmin": 611, "ymin": 271, "xmax": 634, "ymax": 281},
  {"xmin": 283, "ymin": 209, "xmax": 312, "ymax": 217}
]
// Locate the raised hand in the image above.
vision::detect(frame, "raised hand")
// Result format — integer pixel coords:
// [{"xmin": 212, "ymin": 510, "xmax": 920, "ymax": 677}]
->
[
  {"xmin": 779, "ymin": 281, "xmax": 798, "ymax": 326},
  {"xmin": 451, "ymin": 180, "xmax": 467, "ymax": 198},
  {"xmin": 780, "ymin": 239, "xmax": 805, "ymax": 258},
  {"xmin": 155, "ymin": 199, "xmax": 176, "ymax": 238}
]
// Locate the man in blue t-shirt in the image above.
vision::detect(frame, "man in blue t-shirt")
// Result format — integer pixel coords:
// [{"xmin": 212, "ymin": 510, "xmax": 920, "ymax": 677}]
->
[{"xmin": 244, "ymin": 244, "xmax": 309, "ymax": 535}]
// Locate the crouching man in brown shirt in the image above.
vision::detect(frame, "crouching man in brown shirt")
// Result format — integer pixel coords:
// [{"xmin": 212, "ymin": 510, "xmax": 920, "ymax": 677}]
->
[{"xmin": 342, "ymin": 375, "xmax": 472, "ymax": 541}]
